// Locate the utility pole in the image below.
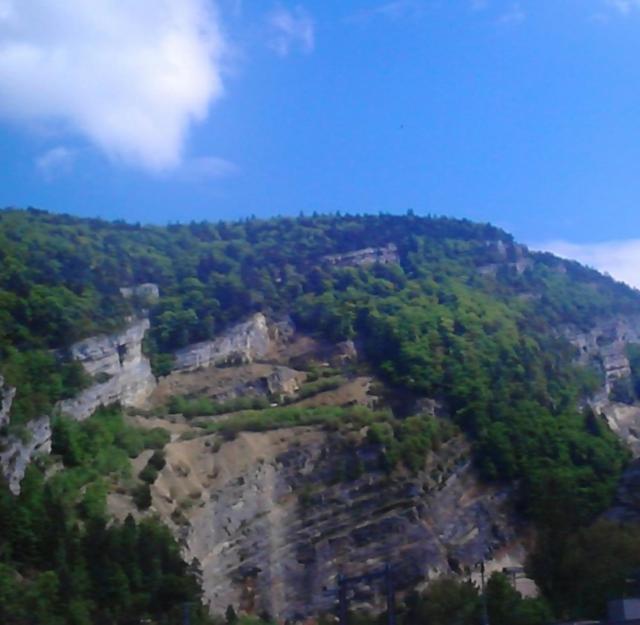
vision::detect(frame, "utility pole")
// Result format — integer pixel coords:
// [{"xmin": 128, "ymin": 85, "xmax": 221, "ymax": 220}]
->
[
  {"xmin": 384, "ymin": 564, "xmax": 396, "ymax": 625},
  {"xmin": 338, "ymin": 574, "xmax": 348, "ymax": 625},
  {"xmin": 479, "ymin": 562, "xmax": 490, "ymax": 625}
]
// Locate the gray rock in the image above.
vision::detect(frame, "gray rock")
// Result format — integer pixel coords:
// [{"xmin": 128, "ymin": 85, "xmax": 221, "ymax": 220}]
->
[
  {"xmin": 176, "ymin": 430, "xmax": 523, "ymax": 620},
  {"xmin": 266, "ymin": 366, "xmax": 305, "ymax": 397},
  {"xmin": 0, "ymin": 375, "xmax": 16, "ymax": 430},
  {"xmin": 562, "ymin": 315, "xmax": 640, "ymax": 396},
  {"xmin": 57, "ymin": 318, "xmax": 156, "ymax": 420},
  {"xmin": 173, "ymin": 313, "xmax": 280, "ymax": 372},
  {"xmin": 0, "ymin": 416, "xmax": 51, "ymax": 494},
  {"xmin": 120, "ymin": 283, "xmax": 160, "ymax": 304},
  {"xmin": 323, "ymin": 244, "xmax": 399, "ymax": 269}
]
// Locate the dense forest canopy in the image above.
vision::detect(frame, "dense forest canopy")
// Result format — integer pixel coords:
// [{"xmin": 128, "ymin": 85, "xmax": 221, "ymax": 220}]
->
[
  {"xmin": 1, "ymin": 207, "xmax": 640, "ymax": 623},
  {"xmin": 0, "ymin": 208, "xmax": 636, "ymax": 519}
]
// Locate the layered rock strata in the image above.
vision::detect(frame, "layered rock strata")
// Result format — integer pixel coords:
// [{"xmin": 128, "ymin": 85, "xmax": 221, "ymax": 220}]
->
[
  {"xmin": 173, "ymin": 314, "xmax": 291, "ymax": 372},
  {"xmin": 0, "ymin": 415, "xmax": 51, "ymax": 495},
  {"xmin": 150, "ymin": 428, "xmax": 524, "ymax": 621},
  {"xmin": 57, "ymin": 318, "xmax": 156, "ymax": 420},
  {"xmin": 323, "ymin": 244, "xmax": 399, "ymax": 269},
  {"xmin": 0, "ymin": 375, "xmax": 15, "ymax": 430}
]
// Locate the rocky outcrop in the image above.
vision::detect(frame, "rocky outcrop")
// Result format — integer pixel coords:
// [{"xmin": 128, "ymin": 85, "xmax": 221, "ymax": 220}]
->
[
  {"xmin": 173, "ymin": 314, "xmax": 292, "ymax": 373},
  {"xmin": 323, "ymin": 244, "xmax": 399, "ymax": 269},
  {"xmin": 151, "ymin": 427, "xmax": 525, "ymax": 621},
  {"xmin": 477, "ymin": 241, "xmax": 532, "ymax": 277},
  {"xmin": 560, "ymin": 315, "xmax": 640, "ymax": 456},
  {"xmin": 563, "ymin": 315, "xmax": 640, "ymax": 396},
  {"xmin": 120, "ymin": 282, "xmax": 160, "ymax": 304},
  {"xmin": 0, "ymin": 375, "xmax": 16, "ymax": 431},
  {"xmin": 597, "ymin": 403, "xmax": 640, "ymax": 458},
  {"xmin": 0, "ymin": 416, "xmax": 51, "ymax": 494},
  {"xmin": 265, "ymin": 366, "xmax": 305, "ymax": 398},
  {"xmin": 57, "ymin": 318, "xmax": 156, "ymax": 420},
  {"xmin": 0, "ymin": 374, "xmax": 50, "ymax": 494}
]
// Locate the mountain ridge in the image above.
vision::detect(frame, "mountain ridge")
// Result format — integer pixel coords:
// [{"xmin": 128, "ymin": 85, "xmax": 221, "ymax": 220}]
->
[{"xmin": 1, "ymin": 207, "xmax": 640, "ymax": 623}]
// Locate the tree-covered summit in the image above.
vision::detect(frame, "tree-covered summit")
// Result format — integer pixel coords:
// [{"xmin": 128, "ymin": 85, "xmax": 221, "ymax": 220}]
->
[{"xmin": 2, "ymin": 207, "xmax": 640, "ymax": 623}]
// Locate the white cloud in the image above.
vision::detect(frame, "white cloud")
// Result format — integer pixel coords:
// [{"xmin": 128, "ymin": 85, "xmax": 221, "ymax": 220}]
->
[
  {"xmin": 178, "ymin": 155, "xmax": 239, "ymax": 180},
  {"xmin": 536, "ymin": 239, "xmax": 640, "ymax": 289},
  {"xmin": 347, "ymin": 1, "xmax": 427, "ymax": 22},
  {"xmin": 498, "ymin": 2, "xmax": 526, "ymax": 24},
  {"xmin": 0, "ymin": 1, "xmax": 226, "ymax": 172},
  {"xmin": 268, "ymin": 5, "xmax": 314, "ymax": 57},
  {"xmin": 471, "ymin": 0, "xmax": 490, "ymax": 10},
  {"xmin": 608, "ymin": 0, "xmax": 640, "ymax": 14},
  {"xmin": 35, "ymin": 146, "xmax": 75, "ymax": 180}
]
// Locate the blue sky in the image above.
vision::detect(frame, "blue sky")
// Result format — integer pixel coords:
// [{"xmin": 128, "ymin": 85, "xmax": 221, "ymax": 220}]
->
[{"xmin": 1, "ymin": 0, "xmax": 640, "ymax": 285}]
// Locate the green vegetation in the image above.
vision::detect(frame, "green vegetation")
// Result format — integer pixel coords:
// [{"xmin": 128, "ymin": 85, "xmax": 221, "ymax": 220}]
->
[
  {"xmin": 0, "ymin": 406, "xmax": 211, "ymax": 625},
  {"xmin": 530, "ymin": 520, "xmax": 640, "ymax": 620},
  {"xmin": 0, "ymin": 208, "xmax": 631, "ymax": 528},
  {"xmin": 1, "ymin": 208, "xmax": 640, "ymax": 622},
  {"xmin": 289, "ymin": 375, "xmax": 346, "ymax": 401},
  {"xmin": 202, "ymin": 404, "xmax": 391, "ymax": 438},
  {"xmin": 362, "ymin": 573, "xmax": 551, "ymax": 625},
  {"xmin": 168, "ymin": 394, "xmax": 270, "ymax": 418},
  {"xmin": 368, "ymin": 413, "xmax": 458, "ymax": 472}
]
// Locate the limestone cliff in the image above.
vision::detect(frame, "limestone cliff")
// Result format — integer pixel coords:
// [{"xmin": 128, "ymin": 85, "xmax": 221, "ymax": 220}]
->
[
  {"xmin": 173, "ymin": 313, "xmax": 293, "ymax": 372},
  {"xmin": 145, "ymin": 427, "xmax": 526, "ymax": 621},
  {"xmin": 57, "ymin": 318, "xmax": 156, "ymax": 420},
  {"xmin": 120, "ymin": 282, "xmax": 160, "ymax": 303},
  {"xmin": 562, "ymin": 315, "xmax": 640, "ymax": 455},
  {"xmin": 0, "ymin": 417, "xmax": 51, "ymax": 495},
  {"xmin": 0, "ymin": 373, "xmax": 51, "ymax": 494},
  {"xmin": 476, "ymin": 241, "xmax": 532, "ymax": 277},
  {"xmin": 0, "ymin": 374, "xmax": 15, "ymax": 431},
  {"xmin": 563, "ymin": 315, "xmax": 640, "ymax": 397},
  {"xmin": 323, "ymin": 244, "xmax": 399, "ymax": 269}
]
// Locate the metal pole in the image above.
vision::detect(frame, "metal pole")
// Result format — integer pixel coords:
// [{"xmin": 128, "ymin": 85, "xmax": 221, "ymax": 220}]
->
[
  {"xmin": 338, "ymin": 575, "xmax": 348, "ymax": 625},
  {"xmin": 480, "ymin": 562, "xmax": 489, "ymax": 625},
  {"xmin": 384, "ymin": 564, "xmax": 396, "ymax": 625},
  {"xmin": 183, "ymin": 602, "xmax": 191, "ymax": 625}
]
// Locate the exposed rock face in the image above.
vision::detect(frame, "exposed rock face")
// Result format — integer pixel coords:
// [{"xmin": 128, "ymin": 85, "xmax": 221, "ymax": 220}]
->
[
  {"xmin": 0, "ymin": 375, "xmax": 16, "ymax": 430},
  {"xmin": 173, "ymin": 314, "xmax": 291, "ymax": 372},
  {"xmin": 0, "ymin": 374, "xmax": 50, "ymax": 494},
  {"xmin": 560, "ymin": 315, "xmax": 640, "ymax": 457},
  {"xmin": 57, "ymin": 318, "xmax": 156, "ymax": 420},
  {"xmin": 563, "ymin": 315, "xmax": 640, "ymax": 396},
  {"xmin": 477, "ymin": 242, "xmax": 532, "ymax": 277},
  {"xmin": 323, "ymin": 244, "xmax": 399, "ymax": 269},
  {"xmin": 152, "ymin": 428, "xmax": 524, "ymax": 621},
  {"xmin": 598, "ymin": 403, "xmax": 640, "ymax": 458},
  {"xmin": 120, "ymin": 282, "xmax": 160, "ymax": 304},
  {"xmin": 150, "ymin": 364, "xmax": 307, "ymax": 408},
  {"xmin": 265, "ymin": 366, "xmax": 305, "ymax": 398},
  {"xmin": 330, "ymin": 340, "xmax": 358, "ymax": 367},
  {"xmin": 0, "ymin": 416, "xmax": 51, "ymax": 494}
]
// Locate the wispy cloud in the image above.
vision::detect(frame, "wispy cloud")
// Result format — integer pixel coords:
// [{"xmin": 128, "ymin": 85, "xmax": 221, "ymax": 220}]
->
[
  {"xmin": 177, "ymin": 156, "xmax": 239, "ymax": 181},
  {"xmin": 608, "ymin": 0, "xmax": 640, "ymax": 14},
  {"xmin": 535, "ymin": 239, "xmax": 640, "ymax": 289},
  {"xmin": 267, "ymin": 5, "xmax": 314, "ymax": 57},
  {"xmin": 0, "ymin": 0, "xmax": 227, "ymax": 172},
  {"xmin": 470, "ymin": 0, "xmax": 490, "ymax": 11},
  {"xmin": 349, "ymin": 1, "xmax": 427, "ymax": 22},
  {"xmin": 498, "ymin": 2, "xmax": 526, "ymax": 24},
  {"xmin": 35, "ymin": 146, "xmax": 75, "ymax": 180}
]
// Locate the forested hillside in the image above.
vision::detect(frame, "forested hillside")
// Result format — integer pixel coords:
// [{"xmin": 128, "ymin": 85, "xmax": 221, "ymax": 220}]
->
[{"xmin": 2, "ymin": 207, "xmax": 640, "ymax": 623}]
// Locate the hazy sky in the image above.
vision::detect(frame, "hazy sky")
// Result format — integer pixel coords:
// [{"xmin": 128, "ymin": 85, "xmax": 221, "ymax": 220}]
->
[{"xmin": 1, "ymin": 1, "xmax": 640, "ymax": 285}]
